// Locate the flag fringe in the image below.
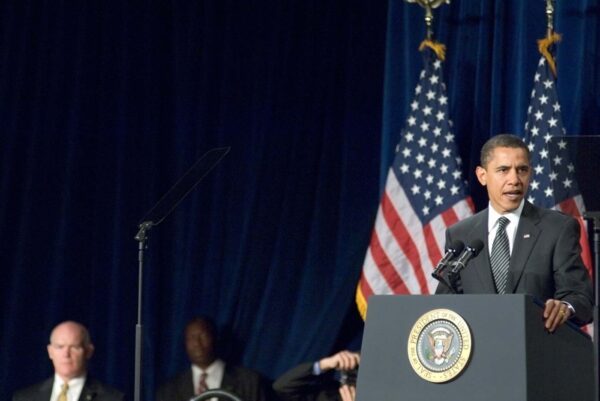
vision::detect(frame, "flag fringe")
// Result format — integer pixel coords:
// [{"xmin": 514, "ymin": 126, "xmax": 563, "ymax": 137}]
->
[
  {"xmin": 419, "ymin": 39, "xmax": 446, "ymax": 61},
  {"xmin": 355, "ymin": 284, "xmax": 367, "ymax": 321},
  {"xmin": 537, "ymin": 32, "xmax": 561, "ymax": 78}
]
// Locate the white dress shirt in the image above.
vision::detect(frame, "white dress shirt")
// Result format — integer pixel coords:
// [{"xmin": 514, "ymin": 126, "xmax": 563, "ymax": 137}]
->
[
  {"xmin": 50, "ymin": 374, "xmax": 86, "ymax": 401},
  {"xmin": 191, "ymin": 359, "xmax": 225, "ymax": 393}
]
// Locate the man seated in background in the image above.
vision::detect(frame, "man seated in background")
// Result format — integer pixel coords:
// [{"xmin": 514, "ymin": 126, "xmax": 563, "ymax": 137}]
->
[
  {"xmin": 12, "ymin": 320, "xmax": 124, "ymax": 401},
  {"xmin": 273, "ymin": 350, "xmax": 360, "ymax": 401},
  {"xmin": 156, "ymin": 316, "xmax": 269, "ymax": 401}
]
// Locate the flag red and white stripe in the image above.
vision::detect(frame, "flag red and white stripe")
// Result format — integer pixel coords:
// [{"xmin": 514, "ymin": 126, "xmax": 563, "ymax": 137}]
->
[{"xmin": 356, "ymin": 49, "xmax": 474, "ymax": 318}]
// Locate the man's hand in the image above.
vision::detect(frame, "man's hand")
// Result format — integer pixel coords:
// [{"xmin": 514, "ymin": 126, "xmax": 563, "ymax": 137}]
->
[
  {"xmin": 319, "ymin": 350, "xmax": 360, "ymax": 371},
  {"xmin": 338, "ymin": 384, "xmax": 356, "ymax": 401},
  {"xmin": 543, "ymin": 299, "xmax": 571, "ymax": 333}
]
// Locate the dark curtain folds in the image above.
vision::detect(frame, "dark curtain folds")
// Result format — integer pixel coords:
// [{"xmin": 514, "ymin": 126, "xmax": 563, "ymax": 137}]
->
[
  {"xmin": 0, "ymin": 2, "xmax": 386, "ymax": 399},
  {"xmin": 1, "ymin": 1, "xmax": 599, "ymax": 401}
]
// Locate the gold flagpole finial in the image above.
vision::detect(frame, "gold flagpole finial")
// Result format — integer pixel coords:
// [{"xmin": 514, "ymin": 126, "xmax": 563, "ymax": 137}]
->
[
  {"xmin": 406, "ymin": 0, "xmax": 450, "ymax": 40},
  {"xmin": 545, "ymin": 0, "xmax": 555, "ymax": 38}
]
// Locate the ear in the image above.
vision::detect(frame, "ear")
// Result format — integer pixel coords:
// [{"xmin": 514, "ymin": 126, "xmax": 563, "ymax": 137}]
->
[
  {"xmin": 475, "ymin": 166, "xmax": 487, "ymax": 186},
  {"xmin": 47, "ymin": 344, "xmax": 53, "ymax": 360},
  {"xmin": 85, "ymin": 344, "xmax": 95, "ymax": 360}
]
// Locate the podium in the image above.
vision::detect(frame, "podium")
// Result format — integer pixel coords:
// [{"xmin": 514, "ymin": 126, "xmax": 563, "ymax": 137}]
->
[{"xmin": 356, "ymin": 294, "xmax": 593, "ymax": 401}]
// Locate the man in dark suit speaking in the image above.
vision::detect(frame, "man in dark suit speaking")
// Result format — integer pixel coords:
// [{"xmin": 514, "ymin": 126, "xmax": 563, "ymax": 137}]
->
[
  {"xmin": 435, "ymin": 134, "xmax": 593, "ymax": 332},
  {"xmin": 12, "ymin": 320, "xmax": 124, "ymax": 401},
  {"xmin": 156, "ymin": 316, "xmax": 268, "ymax": 401}
]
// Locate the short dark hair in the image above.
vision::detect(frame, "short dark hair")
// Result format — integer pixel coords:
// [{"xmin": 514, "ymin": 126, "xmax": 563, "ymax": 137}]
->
[
  {"xmin": 185, "ymin": 316, "xmax": 217, "ymax": 339},
  {"xmin": 480, "ymin": 134, "xmax": 530, "ymax": 167}
]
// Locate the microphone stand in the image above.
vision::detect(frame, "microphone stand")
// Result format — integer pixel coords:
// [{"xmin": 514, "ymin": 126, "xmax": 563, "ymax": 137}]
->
[
  {"xmin": 133, "ymin": 221, "xmax": 153, "ymax": 401},
  {"xmin": 583, "ymin": 211, "xmax": 600, "ymax": 401},
  {"xmin": 131, "ymin": 147, "xmax": 230, "ymax": 401},
  {"xmin": 446, "ymin": 268, "xmax": 461, "ymax": 294},
  {"xmin": 432, "ymin": 265, "xmax": 458, "ymax": 294}
]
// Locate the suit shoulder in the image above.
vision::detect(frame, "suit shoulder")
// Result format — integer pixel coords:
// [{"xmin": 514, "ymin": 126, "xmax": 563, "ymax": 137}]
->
[
  {"xmin": 533, "ymin": 205, "xmax": 579, "ymax": 226},
  {"xmin": 156, "ymin": 369, "xmax": 191, "ymax": 394},
  {"xmin": 13, "ymin": 378, "xmax": 52, "ymax": 401},
  {"xmin": 448, "ymin": 209, "xmax": 485, "ymax": 231},
  {"xmin": 97, "ymin": 383, "xmax": 124, "ymax": 398},
  {"xmin": 86, "ymin": 378, "xmax": 124, "ymax": 401}
]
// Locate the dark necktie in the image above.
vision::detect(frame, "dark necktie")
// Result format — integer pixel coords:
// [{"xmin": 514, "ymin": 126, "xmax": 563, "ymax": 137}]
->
[
  {"xmin": 197, "ymin": 372, "xmax": 208, "ymax": 395},
  {"xmin": 491, "ymin": 216, "xmax": 510, "ymax": 294}
]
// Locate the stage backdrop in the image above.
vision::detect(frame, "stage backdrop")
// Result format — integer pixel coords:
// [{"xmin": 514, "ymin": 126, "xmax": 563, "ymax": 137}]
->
[{"xmin": 0, "ymin": 1, "xmax": 598, "ymax": 401}]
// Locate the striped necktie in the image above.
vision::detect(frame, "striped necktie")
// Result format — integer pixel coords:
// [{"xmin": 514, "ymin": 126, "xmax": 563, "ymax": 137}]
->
[
  {"xmin": 491, "ymin": 216, "xmax": 510, "ymax": 294},
  {"xmin": 197, "ymin": 372, "xmax": 208, "ymax": 395}
]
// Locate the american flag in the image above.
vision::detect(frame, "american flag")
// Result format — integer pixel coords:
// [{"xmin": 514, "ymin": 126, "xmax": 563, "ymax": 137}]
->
[
  {"xmin": 356, "ymin": 50, "xmax": 474, "ymax": 318},
  {"xmin": 522, "ymin": 56, "xmax": 593, "ymax": 273}
]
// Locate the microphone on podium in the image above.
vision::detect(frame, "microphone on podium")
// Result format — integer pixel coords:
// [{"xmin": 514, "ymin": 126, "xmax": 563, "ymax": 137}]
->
[
  {"xmin": 450, "ymin": 240, "xmax": 485, "ymax": 275},
  {"xmin": 431, "ymin": 240, "xmax": 464, "ymax": 281}
]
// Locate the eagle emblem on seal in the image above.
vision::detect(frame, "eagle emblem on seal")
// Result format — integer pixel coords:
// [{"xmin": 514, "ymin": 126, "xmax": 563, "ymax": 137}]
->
[{"xmin": 427, "ymin": 327, "xmax": 454, "ymax": 365}]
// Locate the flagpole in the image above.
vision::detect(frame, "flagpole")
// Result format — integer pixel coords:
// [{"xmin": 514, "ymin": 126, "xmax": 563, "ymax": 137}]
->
[
  {"xmin": 405, "ymin": 0, "xmax": 450, "ymax": 40},
  {"xmin": 545, "ymin": 0, "xmax": 555, "ymax": 38},
  {"xmin": 584, "ymin": 212, "xmax": 600, "ymax": 401},
  {"xmin": 544, "ymin": 2, "xmax": 597, "ymax": 400}
]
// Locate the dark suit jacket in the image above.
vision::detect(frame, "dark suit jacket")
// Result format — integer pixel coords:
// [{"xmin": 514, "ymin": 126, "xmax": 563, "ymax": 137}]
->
[
  {"xmin": 272, "ymin": 362, "xmax": 341, "ymax": 401},
  {"xmin": 12, "ymin": 377, "xmax": 124, "ymax": 401},
  {"xmin": 435, "ymin": 201, "xmax": 593, "ymax": 325},
  {"xmin": 156, "ymin": 365, "xmax": 267, "ymax": 401}
]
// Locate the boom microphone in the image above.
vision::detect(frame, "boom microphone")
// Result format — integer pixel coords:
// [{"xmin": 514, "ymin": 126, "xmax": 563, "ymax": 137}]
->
[
  {"xmin": 431, "ymin": 240, "xmax": 464, "ymax": 280},
  {"xmin": 450, "ymin": 240, "xmax": 484, "ymax": 274}
]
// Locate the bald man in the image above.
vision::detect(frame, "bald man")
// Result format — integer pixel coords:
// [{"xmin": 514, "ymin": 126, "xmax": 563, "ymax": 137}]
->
[{"xmin": 13, "ymin": 320, "xmax": 124, "ymax": 401}]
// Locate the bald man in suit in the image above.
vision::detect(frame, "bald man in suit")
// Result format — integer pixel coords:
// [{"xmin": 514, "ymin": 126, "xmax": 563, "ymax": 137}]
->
[
  {"xmin": 13, "ymin": 321, "xmax": 123, "ymax": 401},
  {"xmin": 435, "ymin": 134, "xmax": 593, "ymax": 331}
]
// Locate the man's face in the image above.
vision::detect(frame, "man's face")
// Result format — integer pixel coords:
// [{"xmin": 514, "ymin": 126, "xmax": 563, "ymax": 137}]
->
[
  {"xmin": 185, "ymin": 321, "xmax": 216, "ymax": 368},
  {"xmin": 476, "ymin": 146, "xmax": 531, "ymax": 214},
  {"xmin": 47, "ymin": 322, "xmax": 94, "ymax": 381}
]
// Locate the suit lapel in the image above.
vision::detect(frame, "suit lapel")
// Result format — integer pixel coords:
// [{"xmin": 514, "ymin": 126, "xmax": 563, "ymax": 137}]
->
[
  {"xmin": 179, "ymin": 369, "xmax": 195, "ymax": 400},
  {"xmin": 220, "ymin": 366, "xmax": 237, "ymax": 394},
  {"xmin": 35, "ymin": 378, "xmax": 54, "ymax": 401},
  {"xmin": 473, "ymin": 209, "xmax": 496, "ymax": 293},
  {"xmin": 469, "ymin": 210, "xmax": 496, "ymax": 292},
  {"xmin": 507, "ymin": 202, "xmax": 540, "ymax": 293},
  {"xmin": 79, "ymin": 378, "xmax": 98, "ymax": 401}
]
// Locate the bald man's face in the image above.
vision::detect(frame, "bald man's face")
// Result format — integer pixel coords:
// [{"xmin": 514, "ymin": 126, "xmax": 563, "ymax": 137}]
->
[{"xmin": 47, "ymin": 322, "xmax": 94, "ymax": 381}]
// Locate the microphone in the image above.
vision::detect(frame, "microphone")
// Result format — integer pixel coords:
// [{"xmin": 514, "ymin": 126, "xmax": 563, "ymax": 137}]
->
[
  {"xmin": 431, "ymin": 240, "xmax": 464, "ymax": 280},
  {"xmin": 450, "ymin": 240, "xmax": 484, "ymax": 274}
]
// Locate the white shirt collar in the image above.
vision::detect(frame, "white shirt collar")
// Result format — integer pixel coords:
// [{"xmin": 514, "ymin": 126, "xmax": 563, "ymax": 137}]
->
[
  {"xmin": 191, "ymin": 359, "xmax": 225, "ymax": 392},
  {"xmin": 487, "ymin": 199, "xmax": 524, "ymax": 232},
  {"xmin": 52, "ymin": 374, "xmax": 86, "ymax": 401}
]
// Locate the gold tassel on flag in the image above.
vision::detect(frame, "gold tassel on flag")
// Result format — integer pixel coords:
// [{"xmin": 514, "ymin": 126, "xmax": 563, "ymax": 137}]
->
[
  {"xmin": 419, "ymin": 39, "xmax": 446, "ymax": 61},
  {"xmin": 538, "ymin": 32, "xmax": 561, "ymax": 78}
]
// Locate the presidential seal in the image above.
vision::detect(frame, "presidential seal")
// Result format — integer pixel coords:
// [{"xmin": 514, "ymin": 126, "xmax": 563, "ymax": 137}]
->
[{"xmin": 407, "ymin": 308, "xmax": 472, "ymax": 383}]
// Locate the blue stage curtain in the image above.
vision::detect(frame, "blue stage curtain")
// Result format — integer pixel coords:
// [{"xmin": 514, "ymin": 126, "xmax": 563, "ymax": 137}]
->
[
  {"xmin": 0, "ymin": 2, "xmax": 385, "ymax": 400},
  {"xmin": 0, "ymin": 1, "xmax": 598, "ymax": 401}
]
